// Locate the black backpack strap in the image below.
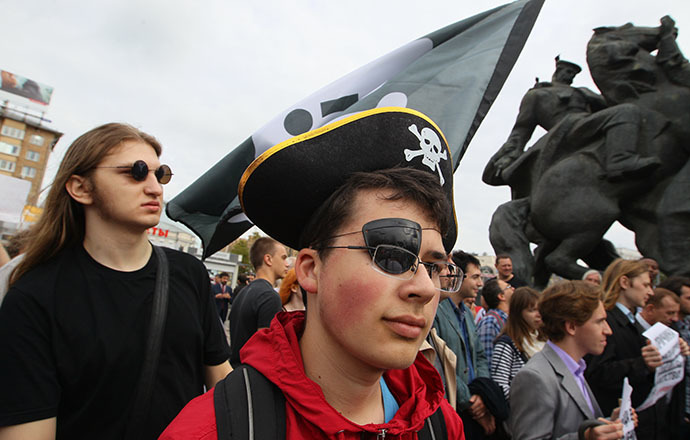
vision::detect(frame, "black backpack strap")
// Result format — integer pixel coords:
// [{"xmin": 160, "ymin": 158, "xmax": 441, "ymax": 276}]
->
[
  {"xmin": 214, "ymin": 364, "xmax": 445, "ymax": 440},
  {"xmin": 214, "ymin": 364, "xmax": 286, "ymax": 440},
  {"xmin": 418, "ymin": 405, "xmax": 448, "ymax": 440},
  {"xmin": 125, "ymin": 245, "xmax": 169, "ymax": 439}
]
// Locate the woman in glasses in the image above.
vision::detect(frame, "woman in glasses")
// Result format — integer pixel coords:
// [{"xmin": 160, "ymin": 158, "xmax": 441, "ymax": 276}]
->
[{"xmin": 490, "ymin": 286, "xmax": 545, "ymax": 400}]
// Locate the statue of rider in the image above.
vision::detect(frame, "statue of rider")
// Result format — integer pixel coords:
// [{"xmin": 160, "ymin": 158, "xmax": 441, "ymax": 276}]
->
[{"xmin": 484, "ymin": 56, "xmax": 661, "ymax": 184}]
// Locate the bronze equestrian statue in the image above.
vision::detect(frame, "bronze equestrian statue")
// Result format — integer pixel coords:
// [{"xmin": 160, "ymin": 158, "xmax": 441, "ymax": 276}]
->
[{"xmin": 484, "ymin": 16, "xmax": 690, "ymax": 287}]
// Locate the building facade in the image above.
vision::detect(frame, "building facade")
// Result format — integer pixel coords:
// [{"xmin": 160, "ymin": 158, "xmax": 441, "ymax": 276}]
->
[
  {"xmin": 0, "ymin": 105, "xmax": 61, "ymax": 207},
  {"xmin": 146, "ymin": 220, "xmax": 242, "ymax": 286}
]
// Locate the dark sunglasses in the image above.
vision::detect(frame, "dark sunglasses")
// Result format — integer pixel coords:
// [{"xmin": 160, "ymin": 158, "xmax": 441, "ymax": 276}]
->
[
  {"xmin": 94, "ymin": 160, "xmax": 173, "ymax": 184},
  {"xmin": 319, "ymin": 218, "xmax": 462, "ymax": 293}
]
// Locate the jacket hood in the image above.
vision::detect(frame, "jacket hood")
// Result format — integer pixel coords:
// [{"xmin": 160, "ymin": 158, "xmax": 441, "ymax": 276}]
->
[{"xmin": 240, "ymin": 311, "xmax": 446, "ymax": 436}]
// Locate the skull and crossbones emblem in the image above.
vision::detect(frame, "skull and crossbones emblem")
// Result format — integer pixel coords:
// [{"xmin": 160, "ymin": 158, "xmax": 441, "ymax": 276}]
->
[{"xmin": 404, "ymin": 124, "xmax": 447, "ymax": 185}]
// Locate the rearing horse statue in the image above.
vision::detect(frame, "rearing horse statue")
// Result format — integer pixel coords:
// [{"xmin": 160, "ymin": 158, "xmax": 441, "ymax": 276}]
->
[{"xmin": 484, "ymin": 16, "xmax": 690, "ymax": 286}]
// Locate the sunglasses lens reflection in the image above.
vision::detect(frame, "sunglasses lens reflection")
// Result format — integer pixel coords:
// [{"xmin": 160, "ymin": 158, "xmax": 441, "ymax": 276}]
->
[
  {"xmin": 366, "ymin": 244, "xmax": 462, "ymax": 292},
  {"xmin": 156, "ymin": 164, "xmax": 172, "ymax": 184},
  {"xmin": 373, "ymin": 245, "xmax": 416, "ymax": 275},
  {"xmin": 362, "ymin": 219, "xmax": 422, "ymax": 257},
  {"xmin": 131, "ymin": 160, "xmax": 149, "ymax": 181}
]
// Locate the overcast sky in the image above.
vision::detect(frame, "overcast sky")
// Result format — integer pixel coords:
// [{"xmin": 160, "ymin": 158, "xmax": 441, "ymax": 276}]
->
[{"xmin": 2, "ymin": 0, "xmax": 688, "ymax": 254}]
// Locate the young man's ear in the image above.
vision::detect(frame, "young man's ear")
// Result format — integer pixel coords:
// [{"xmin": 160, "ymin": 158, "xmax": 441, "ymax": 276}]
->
[
  {"xmin": 295, "ymin": 248, "xmax": 319, "ymax": 294},
  {"xmin": 564, "ymin": 320, "xmax": 577, "ymax": 337},
  {"xmin": 65, "ymin": 175, "xmax": 94, "ymax": 205},
  {"xmin": 263, "ymin": 252, "xmax": 273, "ymax": 268},
  {"xmin": 619, "ymin": 275, "xmax": 631, "ymax": 290}
]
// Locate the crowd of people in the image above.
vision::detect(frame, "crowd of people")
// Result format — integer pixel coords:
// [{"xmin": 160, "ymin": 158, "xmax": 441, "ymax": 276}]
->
[{"xmin": 1, "ymin": 110, "xmax": 689, "ymax": 439}]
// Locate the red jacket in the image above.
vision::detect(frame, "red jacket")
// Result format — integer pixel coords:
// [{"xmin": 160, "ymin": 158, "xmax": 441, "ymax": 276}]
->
[{"xmin": 160, "ymin": 311, "xmax": 464, "ymax": 439}]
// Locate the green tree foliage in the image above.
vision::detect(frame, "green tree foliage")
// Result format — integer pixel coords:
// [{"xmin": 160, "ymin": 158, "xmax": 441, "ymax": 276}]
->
[
  {"xmin": 230, "ymin": 239, "xmax": 250, "ymax": 274},
  {"xmin": 230, "ymin": 232, "xmax": 263, "ymax": 274}
]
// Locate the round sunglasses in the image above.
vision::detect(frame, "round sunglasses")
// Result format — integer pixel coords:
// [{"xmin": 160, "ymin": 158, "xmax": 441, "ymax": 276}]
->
[{"xmin": 94, "ymin": 160, "xmax": 173, "ymax": 184}]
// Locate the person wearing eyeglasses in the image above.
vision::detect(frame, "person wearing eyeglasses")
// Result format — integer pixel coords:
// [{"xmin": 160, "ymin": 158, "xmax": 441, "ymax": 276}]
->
[
  {"xmin": 0, "ymin": 123, "xmax": 231, "ymax": 439},
  {"xmin": 476, "ymin": 278, "xmax": 515, "ymax": 365},
  {"xmin": 161, "ymin": 109, "xmax": 466, "ymax": 439},
  {"xmin": 433, "ymin": 251, "xmax": 509, "ymax": 439}
]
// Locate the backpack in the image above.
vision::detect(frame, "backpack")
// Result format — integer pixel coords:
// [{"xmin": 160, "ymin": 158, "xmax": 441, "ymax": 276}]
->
[
  {"xmin": 214, "ymin": 364, "xmax": 448, "ymax": 439},
  {"xmin": 485, "ymin": 310, "xmax": 506, "ymax": 327}
]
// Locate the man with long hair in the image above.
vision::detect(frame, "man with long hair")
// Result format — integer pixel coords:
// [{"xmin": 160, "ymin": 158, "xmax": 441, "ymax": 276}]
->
[
  {"xmin": 586, "ymin": 259, "xmax": 690, "ymax": 440},
  {"xmin": 0, "ymin": 123, "xmax": 231, "ymax": 438}
]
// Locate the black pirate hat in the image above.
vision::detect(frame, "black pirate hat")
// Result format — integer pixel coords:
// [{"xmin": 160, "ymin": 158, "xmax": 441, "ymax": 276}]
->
[{"xmin": 239, "ymin": 107, "xmax": 457, "ymax": 252}]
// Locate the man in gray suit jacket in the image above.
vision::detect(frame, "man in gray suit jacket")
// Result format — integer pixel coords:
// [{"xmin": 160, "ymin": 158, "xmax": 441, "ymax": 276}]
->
[{"xmin": 509, "ymin": 281, "xmax": 626, "ymax": 440}]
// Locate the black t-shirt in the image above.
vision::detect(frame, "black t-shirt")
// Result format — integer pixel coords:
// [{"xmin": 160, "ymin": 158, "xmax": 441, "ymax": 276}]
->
[
  {"xmin": 228, "ymin": 279, "xmax": 282, "ymax": 367},
  {"xmin": 0, "ymin": 245, "xmax": 230, "ymax": 438},
  {"xmin": 230, "ymin": 283, "xmax": 246, "ymax": 304}
]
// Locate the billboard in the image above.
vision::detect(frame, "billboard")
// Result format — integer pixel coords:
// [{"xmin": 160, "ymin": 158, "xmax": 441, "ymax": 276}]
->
[
  {"xmin": 0, "ymin": 174, "xmax": 31, "ymax": 224},
  {"xmin": 0, "ymin": 69, "xmax": 53, "ymax": 106}
]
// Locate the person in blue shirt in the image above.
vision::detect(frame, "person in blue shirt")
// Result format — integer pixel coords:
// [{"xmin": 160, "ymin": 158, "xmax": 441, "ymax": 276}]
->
[{"xmin": 476, "ymin": 278, "xmax": 514, "ymax": 365}]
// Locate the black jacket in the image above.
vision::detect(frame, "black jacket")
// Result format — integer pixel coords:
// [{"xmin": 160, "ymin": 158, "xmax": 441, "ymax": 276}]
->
[
  {"xmin": 585, "ymin": 306, "xmax": 682, "ymax": 440},
  {"xmin": 585, "ymin": 306, "xmax": 653, "ymax": 413}
]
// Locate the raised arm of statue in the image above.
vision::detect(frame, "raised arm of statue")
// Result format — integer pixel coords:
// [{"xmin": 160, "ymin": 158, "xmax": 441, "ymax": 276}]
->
[{"xmin": 657, "ymin": 15, "xmax": 690, "ymax": 88}]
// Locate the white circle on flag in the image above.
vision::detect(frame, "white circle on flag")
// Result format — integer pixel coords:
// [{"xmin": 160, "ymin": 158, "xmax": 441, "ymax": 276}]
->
[{"xmin": 377, "ymin": 92, "xmax": 408, "ymax": 108}]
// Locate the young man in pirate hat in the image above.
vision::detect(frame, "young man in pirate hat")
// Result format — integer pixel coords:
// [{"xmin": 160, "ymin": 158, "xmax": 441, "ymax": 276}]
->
[{"xmin": 161, "ymin": 107, "xmax": 466, "ymax": 439}]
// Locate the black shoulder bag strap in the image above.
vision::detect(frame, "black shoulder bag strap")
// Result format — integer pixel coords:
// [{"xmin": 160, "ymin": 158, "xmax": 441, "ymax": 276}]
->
[
  {"xmin": 418, "ymin": 405, "xmax": 448, "ymax": 440},
  {"xmin": 215, "ymin": 364, "xmax": 286, "ymax": 440},
  {"xmin": 125, "ymin": 245, "xmax": 169, "ymax": 439},
  {"xmin": 213, "ymin": 363, "xmax": 444, "ymax": 440}
]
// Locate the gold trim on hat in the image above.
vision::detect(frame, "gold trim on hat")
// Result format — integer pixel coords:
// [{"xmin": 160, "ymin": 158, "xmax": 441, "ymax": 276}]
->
[{"xmin": 238, "ymin": 106, "xmax": 450, "ymax": 210}]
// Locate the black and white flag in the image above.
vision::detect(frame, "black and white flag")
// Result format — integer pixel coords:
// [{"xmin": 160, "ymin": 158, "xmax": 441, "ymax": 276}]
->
[{"xmin": 167, "ymin": 0, "xmax": 544, "ymax": 257}]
